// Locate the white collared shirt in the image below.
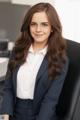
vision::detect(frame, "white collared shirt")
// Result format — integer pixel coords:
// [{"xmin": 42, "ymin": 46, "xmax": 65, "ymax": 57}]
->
[{"xmin": 17, "ymin": 45, "xmax": 47, "ymax": 99}]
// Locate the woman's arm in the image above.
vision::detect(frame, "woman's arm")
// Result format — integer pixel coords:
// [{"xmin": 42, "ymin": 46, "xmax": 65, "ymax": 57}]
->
[
  {"xmin": 0, "ymin": 69, "xmax": 14, "ymax": 116},
  {"xmin": 36, "ymin": 58, "xmax": 69, "ymax": 120},
  {"xmin": 0, "ymin": 51, "xmax": 15, "ymax": 116}
]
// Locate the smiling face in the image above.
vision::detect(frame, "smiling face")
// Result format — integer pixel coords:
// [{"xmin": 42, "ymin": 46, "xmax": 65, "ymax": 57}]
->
[{"xmin": 30, "ymin": 11, "xmax": 52, "ymax": 48}]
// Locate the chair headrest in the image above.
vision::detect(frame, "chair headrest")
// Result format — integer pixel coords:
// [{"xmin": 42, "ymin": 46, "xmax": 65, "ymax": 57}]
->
[{"xmin": 56, "ymin": 39, "xmax": 80, "ymax": 119}]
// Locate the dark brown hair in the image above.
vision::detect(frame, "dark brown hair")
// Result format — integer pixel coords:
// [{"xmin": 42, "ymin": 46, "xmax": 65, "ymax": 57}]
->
[{"xmin": 9, "ymin": 2, "xmax": 67, "ymax": 80}]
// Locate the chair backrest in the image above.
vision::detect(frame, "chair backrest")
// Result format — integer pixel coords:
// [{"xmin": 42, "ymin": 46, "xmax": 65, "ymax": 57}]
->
[{"xmin": 56, "ymin": 39, "xmax": 80, "ymax": 120}]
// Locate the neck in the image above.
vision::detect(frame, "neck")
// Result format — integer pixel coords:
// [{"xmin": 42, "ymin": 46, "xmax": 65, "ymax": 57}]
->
[{"xmin": 32, "ymin": 42, "xmax": 47, "ymax": 52}]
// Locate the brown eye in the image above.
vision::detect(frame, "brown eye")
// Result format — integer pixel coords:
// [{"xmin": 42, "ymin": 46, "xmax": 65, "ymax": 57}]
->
[
  {"xmin": 30, "ymin": 22, "xmax": 36, "ymax": 26},
  {"xmin": 41, "ymin": 23, "xmax": 49, "ymax": 27}
]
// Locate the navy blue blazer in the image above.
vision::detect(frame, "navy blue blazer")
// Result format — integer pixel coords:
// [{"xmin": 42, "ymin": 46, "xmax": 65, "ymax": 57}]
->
[{"xmin": 0, "ymin": 54, "xmax": 69, "ymax": 120}]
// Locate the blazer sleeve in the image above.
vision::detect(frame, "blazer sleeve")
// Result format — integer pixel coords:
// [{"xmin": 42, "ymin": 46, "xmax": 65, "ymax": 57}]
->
[
  {"xmin": 36, "ymin": 58, "xmax": 69, "ymax": 120},
  {"xmin": 0, "ymin": 51, "xmax": 15, "ymax": 116}
]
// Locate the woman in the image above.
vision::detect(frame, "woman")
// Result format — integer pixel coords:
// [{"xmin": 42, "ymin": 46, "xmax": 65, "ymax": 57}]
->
[{"xmin": 0, "ymin": 2, "xmax": 69, "ymax": 120}]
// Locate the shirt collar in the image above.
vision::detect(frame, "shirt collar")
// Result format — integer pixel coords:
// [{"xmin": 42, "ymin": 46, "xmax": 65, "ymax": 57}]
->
[{"xmin": 29, "ymin": 44, "xmax": 47, "ymax": 56}]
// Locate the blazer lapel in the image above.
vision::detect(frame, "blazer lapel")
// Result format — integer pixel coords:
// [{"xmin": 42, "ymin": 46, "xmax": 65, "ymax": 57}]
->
[
  {"xmin": 12, "ymin": 65, "xmax": 20, "ymax": 95},
  {"xmin": 34, "ymin": 55, "xmax": 48, "ymax": 90}
]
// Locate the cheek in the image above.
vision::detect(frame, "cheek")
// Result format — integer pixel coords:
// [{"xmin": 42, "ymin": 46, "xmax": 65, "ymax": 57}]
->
[
  {"xmin": 30, "ymin": 27, "xmax": 34, "ymax": 36},
  {"xmin": 30, "ymin": 27, "xmax": 32, "ymax": 33},
  {"xmin": 44, "ymin": 27, "xmax": 51, "ymax": 33},
  {"xmin": 29, "ymin": 28, "xmax": 34, "ymax": 38},
  {"xmin": 46, "ymin": 29, "xmax": 51, "ymax": 35}
]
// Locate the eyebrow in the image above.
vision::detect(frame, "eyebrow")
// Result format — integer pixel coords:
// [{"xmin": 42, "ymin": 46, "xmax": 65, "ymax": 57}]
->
[{"xmin": 31, "ymin": 22, "xmax": 49, "ymax": 24}]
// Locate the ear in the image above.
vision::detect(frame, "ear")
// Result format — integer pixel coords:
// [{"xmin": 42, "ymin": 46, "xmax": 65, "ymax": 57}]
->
[
  {"xmin": 51, "ymin": 29, "xmax": 53, "ymax": 33},
  {"xmin": 51, "ymin": 27, "xmax": 53, "ymax": 33}
]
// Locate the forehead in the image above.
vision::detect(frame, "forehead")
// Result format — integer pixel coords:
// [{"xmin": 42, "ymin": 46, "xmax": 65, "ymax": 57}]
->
[{"xmin": 31, "ymin": 12, "xmax": 49, "ymax": 22}]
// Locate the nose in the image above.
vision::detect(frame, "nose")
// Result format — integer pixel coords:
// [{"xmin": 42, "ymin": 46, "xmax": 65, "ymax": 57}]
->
[{"xmin": 36, "ymin": 25, "xmax": 41, "ymax": 32}]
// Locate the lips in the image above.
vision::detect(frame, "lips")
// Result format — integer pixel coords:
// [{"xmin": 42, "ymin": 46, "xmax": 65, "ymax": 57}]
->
[{"xmin": 34, "ymin": 34, "xmax": 44, "ymax": 37}]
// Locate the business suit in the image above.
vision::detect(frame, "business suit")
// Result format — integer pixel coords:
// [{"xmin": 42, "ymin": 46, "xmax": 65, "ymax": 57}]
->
[{"xmin": 0, "ymin": 54, "xmax": 69, "ymax": 120}]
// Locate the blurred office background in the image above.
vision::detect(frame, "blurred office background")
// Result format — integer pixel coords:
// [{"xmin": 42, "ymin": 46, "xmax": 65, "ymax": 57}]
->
[{"xmin": 0, "ymin": 0, "xmax": 80, "ymax": 119}]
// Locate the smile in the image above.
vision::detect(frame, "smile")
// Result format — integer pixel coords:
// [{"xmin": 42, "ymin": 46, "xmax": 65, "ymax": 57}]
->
[{"xmin": 34, "ymin": 34, "xmax": 44, "ymax": 37}]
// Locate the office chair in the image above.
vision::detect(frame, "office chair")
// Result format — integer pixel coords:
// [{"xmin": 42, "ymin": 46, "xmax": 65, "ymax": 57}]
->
[{"xmin": 56, "ymin": 39, "xmax": 80, "ymax": 120}]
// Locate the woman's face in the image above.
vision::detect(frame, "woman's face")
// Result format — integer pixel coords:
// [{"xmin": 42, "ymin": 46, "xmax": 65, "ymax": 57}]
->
[{"xmin": 30, "ymin": 11, "xmax": 52, "ymax": 47}]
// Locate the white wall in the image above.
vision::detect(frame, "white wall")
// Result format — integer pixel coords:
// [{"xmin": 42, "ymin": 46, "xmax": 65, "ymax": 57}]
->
[
  {"xmin": 54, "ymin": 0, "xmax": 80, "ymax": 43},
  {"xmin": 11, "ymin": 0, "xmax": 54, "ymax": 5}
]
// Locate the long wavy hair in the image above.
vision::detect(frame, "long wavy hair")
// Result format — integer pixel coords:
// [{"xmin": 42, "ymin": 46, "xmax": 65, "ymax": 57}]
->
[{"xmin": 9, "ymin": 2, "xmax": 67, "ymax": 80}]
